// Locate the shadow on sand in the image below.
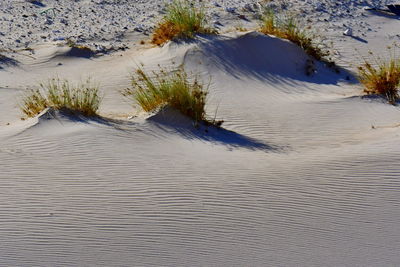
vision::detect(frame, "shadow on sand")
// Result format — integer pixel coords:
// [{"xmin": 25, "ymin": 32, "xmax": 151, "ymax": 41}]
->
[
  {"xmin": 64, "ymin": 47, "xmax": 96, "ymax": 58},
  {"xmin": 366, "ymin": 9, "xmax": 400, "ymax": 19},
  {"xmin": 24, "ymin": 107, "xmax": 281, "ymax": 152},
  {"xmin": 146, "ymin": 107, "xmax": 283, "ymax": 152},
  {"xmin": 0, "ymin": 54, "xmax": 19, "ymax": 69},
  {"xmin": 27, "ymin": 1, "xmax": 46, "ymax": 7},
  {"xmin": 33, "ymin": 108, "xmax": 135, "ymax": 132},
  {"xmin": 349, "ymin": 35, "xmax": 368, "ymax": 43},
  {"xmin": 184, "ymin": 32, "xmax": 355, "ymax": 85}
]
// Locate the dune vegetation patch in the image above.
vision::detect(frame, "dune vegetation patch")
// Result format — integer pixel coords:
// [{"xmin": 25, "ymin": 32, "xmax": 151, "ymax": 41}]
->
[
  {"xmin": 65, "ymin": 39, "xmax": 96, "ymax": 58},
  {"xmin": 20, "ymin": 78, "xmax": 101, "ymax": 117},
  {"xmin": 358, "ymin": 48, "xmax": 400, "ymax": 104},
  {"xmin": 151, "ymin": 0, "xmax": 216, "ymax": 46},
  {"xmin": 260, "ymin": 10, "xmax": 330, "ymax": 62},
  {"xmin": 122, "ymin": 66, "xmax": 223, "ymax": 127}
]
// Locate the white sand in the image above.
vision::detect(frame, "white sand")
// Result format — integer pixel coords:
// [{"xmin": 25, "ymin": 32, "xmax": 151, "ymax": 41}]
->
[{"xmin": 1, "ymin": 0, "xmax": 400, "ymax": 266}]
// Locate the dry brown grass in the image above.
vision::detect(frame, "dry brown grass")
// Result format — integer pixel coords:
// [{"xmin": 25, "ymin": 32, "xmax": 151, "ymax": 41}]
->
[
  {"xmin": 151, "ymin": 0, "xmax": 216, "ymax": 46},
  {"xmin": 358, "ymin": 48, "xmax": 400, "ymax": 104},
  {"xmin": 152, "ymin": 21, "xmax": 182, "ymax": 46},
  {"xmin": 20, "ymin": 78, "xmax": 101, "ymax": 117},
  {"xmin": 66, "ymin": 39, "xmax": 90, "ymax": 51},
  {"xmin": 260, "ymin": 10, "xmax": 329, "ymax": 61},
  {"xmin": 20, "ymin": 89, "xmax": 48, "ymax": 117},
  {"xmin": 122, "ymin": 66, "xmax": 222, "ymax": 126}
]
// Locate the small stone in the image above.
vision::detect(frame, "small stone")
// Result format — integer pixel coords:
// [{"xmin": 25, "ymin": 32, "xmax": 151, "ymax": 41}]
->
[{"xmin": 225, "ymin": 7, "xmax": 236, "ymax": 13}]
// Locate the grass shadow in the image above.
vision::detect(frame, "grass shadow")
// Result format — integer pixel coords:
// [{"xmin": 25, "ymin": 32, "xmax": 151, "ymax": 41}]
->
[
  {"xmin": 38, "ymin": 108, "xmax": 135, "ymax": 131},
  {"xmin": 65, "ymin": 47, "xmax": 96, "ymax": 58},
  {"xmin": 146, "ymin": 106, "xmax": 283, "ymax": 152},
  {"xmin": 10, "ymin": 108, "xmax": 137, "ymax": 140},
  {"xmin": 366, "ymin": 9, "xmax": 400, "ymax": 19},
  {"xmin": 360, "ymin": 94, "xmax": 400, "ymax": 105},
  {"xmin": 0, "ymin": 54, "xmax": 19, "ymax": 69}
]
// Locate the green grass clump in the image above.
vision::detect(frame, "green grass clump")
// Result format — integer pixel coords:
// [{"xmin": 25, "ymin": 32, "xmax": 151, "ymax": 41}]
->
[
  {"xmin": 122, "ymin": 66, "xmax": 222, "ymax": 126},
  {"xmin": 20, "ymin": 78, "xmax": 101, "ymax": 117},
  {"xmin": 152, "ymin": 0, "xmax": 216, "ymax": 45},
  {"xmin": 358, "ymin": 49, "xmax": 400, "ymax": 104},
  {"xmin": 260, "ymin": 10, "xmax": 329, "ymax": 61}
]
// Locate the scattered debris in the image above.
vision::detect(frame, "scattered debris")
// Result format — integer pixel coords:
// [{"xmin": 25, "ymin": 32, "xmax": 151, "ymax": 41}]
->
[{"xmin": 343, "ymin": 28, "xmax": 353, "ymax": 36}]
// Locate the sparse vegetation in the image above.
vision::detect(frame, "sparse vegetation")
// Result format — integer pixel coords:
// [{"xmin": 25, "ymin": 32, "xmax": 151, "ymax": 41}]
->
[
  {"xmin": 65, "ymin": 39, "xmax": 96, "ymax": 57},
  {"xmin": 66, "ymin": 39, "xmax": 87, "ymax": 49},
  {"xmin": 122, "ymin": 66, "xmax": 222, "ymax": 126},
  {"xmin": 260, "ymin": 10, "xmax": 329, "ymax": 61},
  {"xmin": 151, "ymin": 0, "xmax": 216, "ymax": 46},
  {"xmin": 20, "ymin": 78, "xmax": 101, "ymax": 117},
  {"xmin": 358, "ymin": 48, "xmax": 400, "ymax": 104},
  {"xmin": 234, "ymin": 22, "xmax": 248, "ymax": 32}
]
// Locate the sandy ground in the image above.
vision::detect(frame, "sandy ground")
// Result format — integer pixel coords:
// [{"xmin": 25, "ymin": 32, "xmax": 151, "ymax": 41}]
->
[{"xmin": 1, "ymin": 0, "xmax": 400, "ymax": 266}]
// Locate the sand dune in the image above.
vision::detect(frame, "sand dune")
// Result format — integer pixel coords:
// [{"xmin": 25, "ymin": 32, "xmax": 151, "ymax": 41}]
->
[{"xmin": 1, "ymin": 1, "xmax": 400, "ymax": 266}]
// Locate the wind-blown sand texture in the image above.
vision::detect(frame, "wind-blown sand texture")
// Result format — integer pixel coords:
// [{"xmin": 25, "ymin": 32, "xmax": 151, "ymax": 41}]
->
[{"xmin": 1, "ymin": 0, "xmax": 400, "ymax": 266}]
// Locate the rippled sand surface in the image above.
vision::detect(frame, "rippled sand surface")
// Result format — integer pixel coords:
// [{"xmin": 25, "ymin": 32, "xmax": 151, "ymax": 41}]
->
[{"xmin": 2, "ymin": 111, "xmax": 400, "ymax": 266}]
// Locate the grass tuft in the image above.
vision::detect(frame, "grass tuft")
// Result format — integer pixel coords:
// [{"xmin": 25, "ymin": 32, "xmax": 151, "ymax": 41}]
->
[
  {"xmin": 260, "ymin": 10, "xmax": 329, "ymax": 61},
  {"xmin": 151, "ymin": 0, "xmax": 216, "ymax": 46},
  {"xmin": 66, "ymin": 39, "xmax": 92, "ymax": 51},
  {"xmin": 122, "ymin": 66, "xmax": 222, "ymax": 126},
  {"xmin": 358, "ymin": 48, "xmax": 400, "ymax": 104},
  {"xmin": 20, "ymin": 78, "xmax": 101, "ymax": 117}
]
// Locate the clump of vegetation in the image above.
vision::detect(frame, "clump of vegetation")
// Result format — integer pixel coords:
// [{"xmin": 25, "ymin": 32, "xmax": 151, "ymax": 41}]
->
[
  {"xmin": 65, "ymin": 39, "xmax": 96, "ymax": 57},
  {"xmin": 234, "ymin": 22, "xmax": 248, "ymax": 32},
  {"xmin": 20, "ymin": 78, "xmax": 101, "ymax": 117},
  {"xmin": 358, "ymin": 48, "xmax": 400, "ymax": 104},
  {"xmin": 260, "ymin": 10, "xmax": 329, "ymax": 61},
  {"xmin": 151, "ymin": 0, "xmax": 216, "ymax": 46},
  {"xmin": 122, "ymin": 66, "xmax": 222, "ymax": 126},
  {"xmin": 66, "ymin": 39, "xmax": 91, "ymax": 51}
]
